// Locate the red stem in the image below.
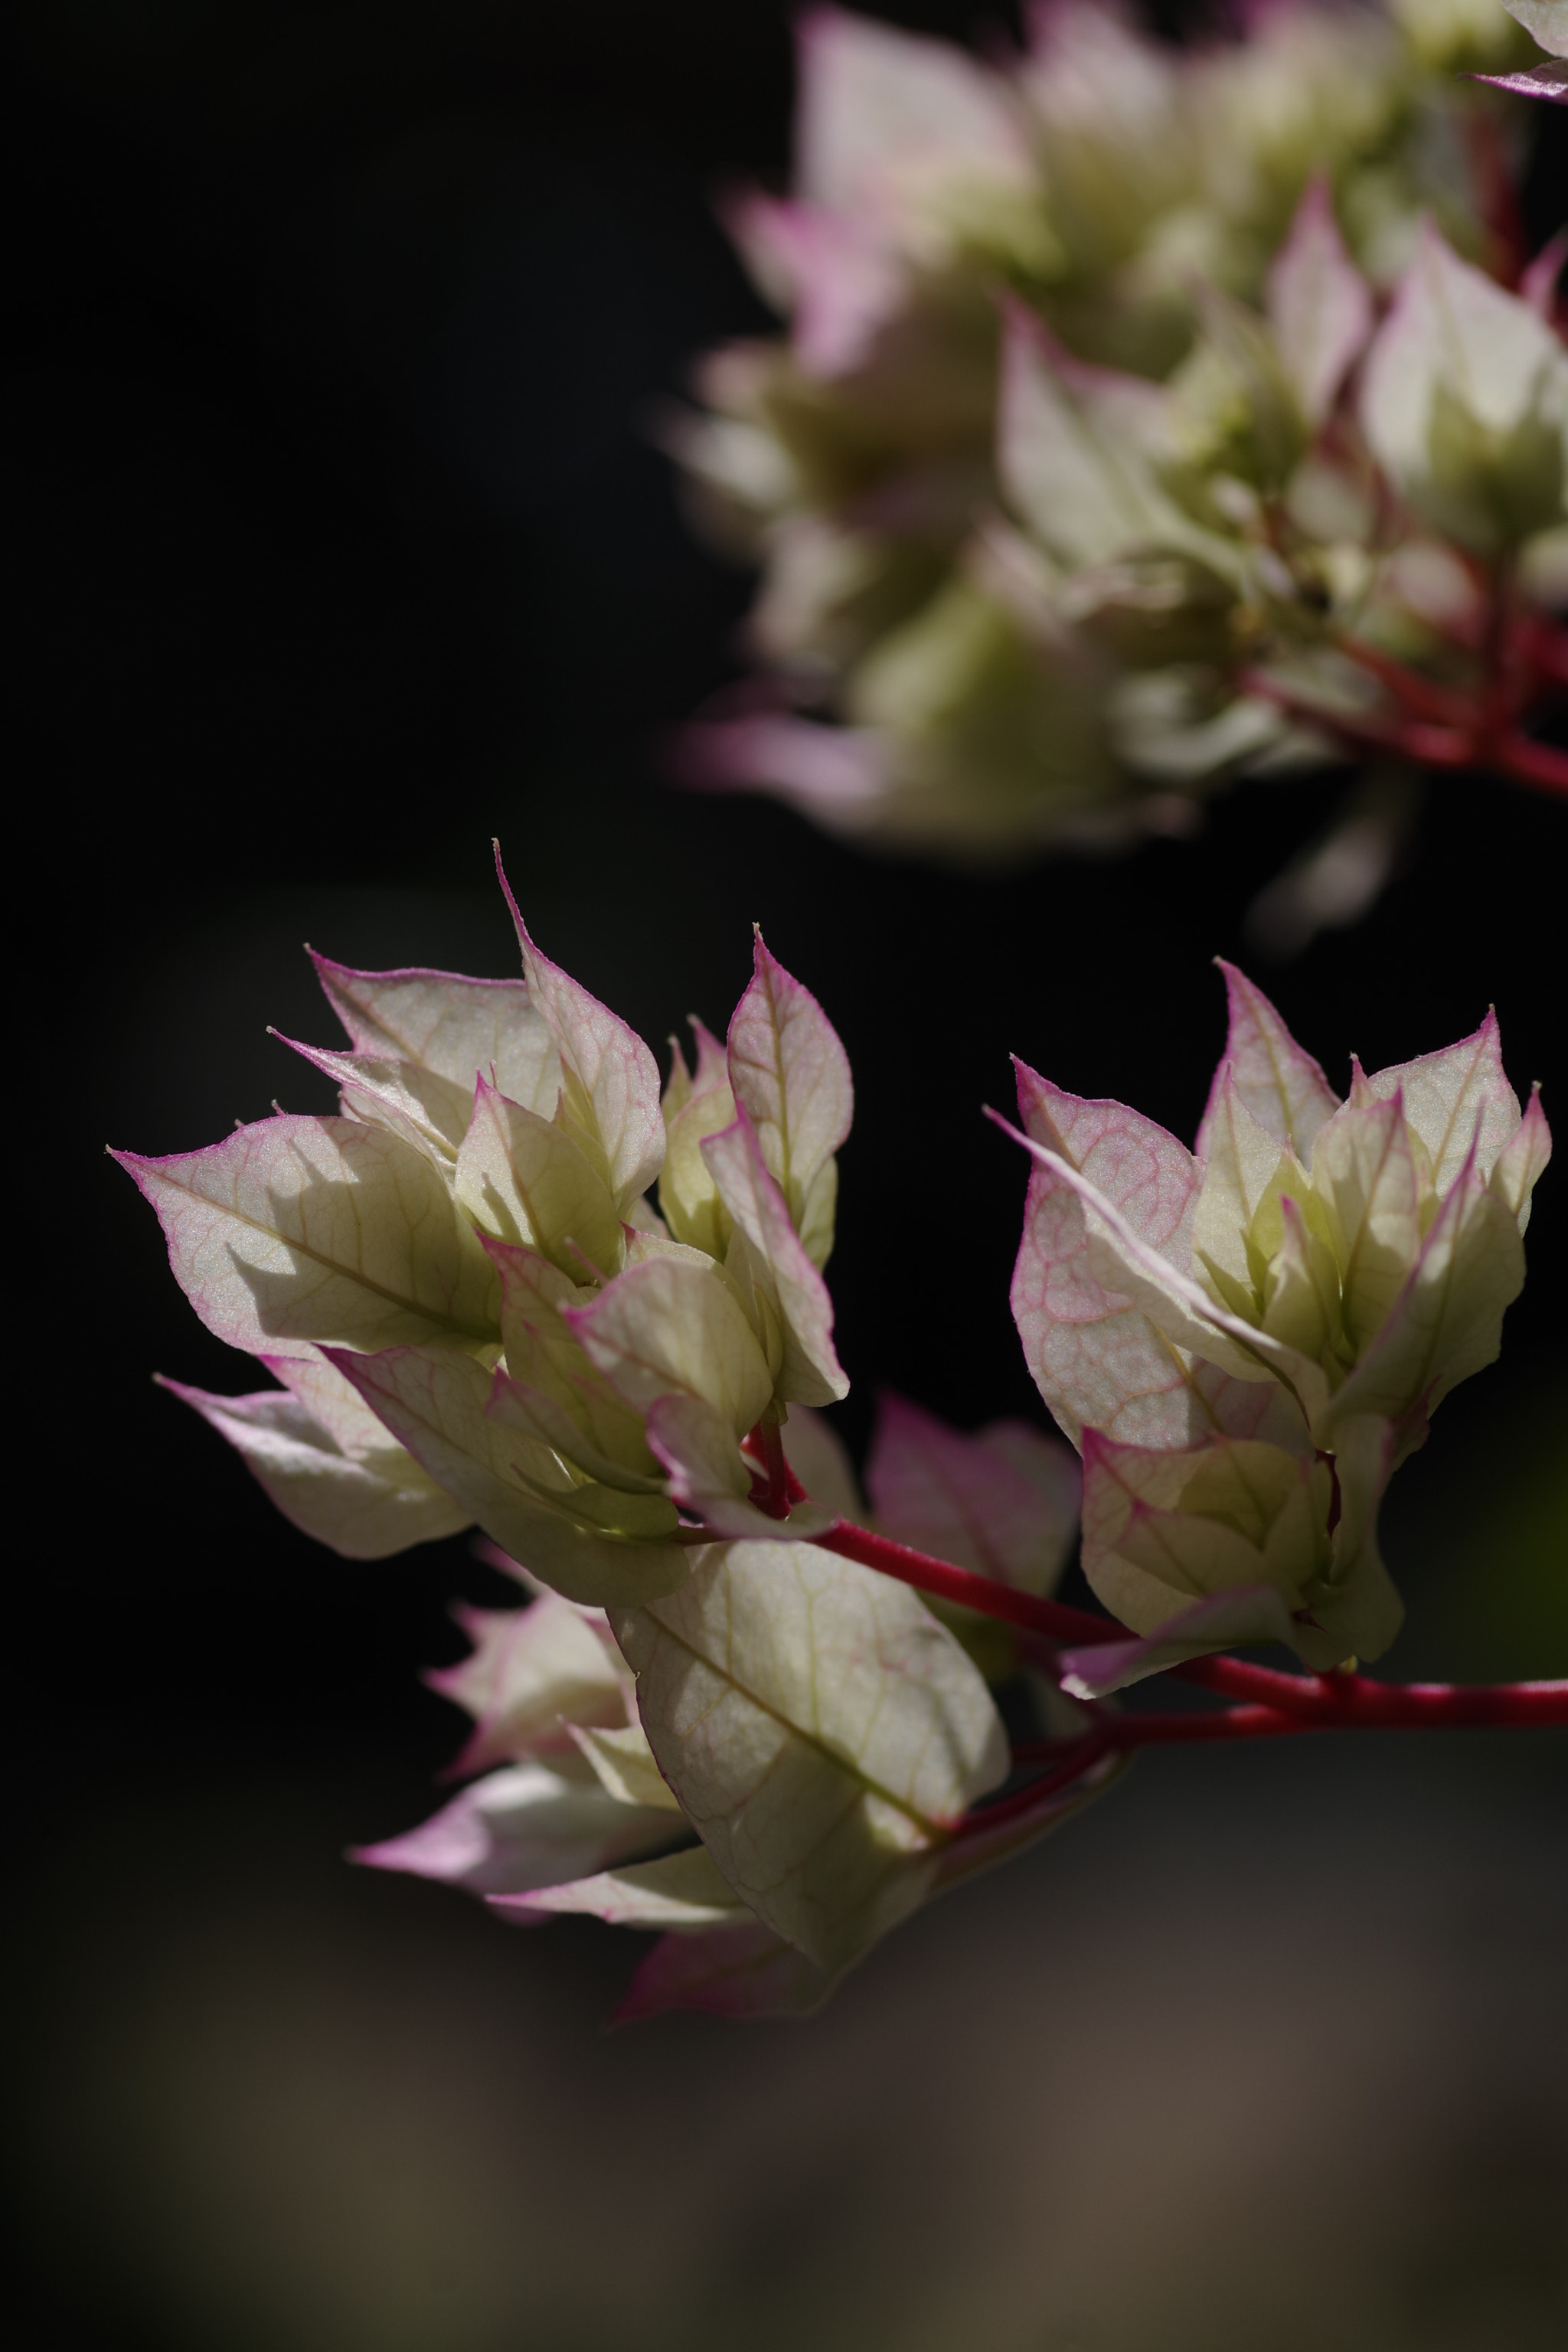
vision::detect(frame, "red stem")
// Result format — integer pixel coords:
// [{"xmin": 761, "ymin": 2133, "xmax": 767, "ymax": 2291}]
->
[
  {"xmin": 1494, "ymin": 732, "xmax": 1568, "ymax": 797},
  {"xmin": 1240, "ymin": 668, "xmax": 1475, "ymax": 769},
  {"xmin": 741, "ymin": 1421, "xmax": 792, "ymax": 1519},
  {"xmin": 955, "ymin": 1735, "xmax": 1110, "ymax": 1837},
  {"xmin": 1250, "ymin": 545, "xmax": 1568, "ymax": 805},
  {"xmin": 1334, "ymin": 638, "xmax": 1475, "ymax": 729},
  {"xmin": 1015, "ymin": 1674, "xmax": 1568, "ymax": 1752},
  {"xmin": 1520, "ymin": 617, "xmax": 1568, "ymax": 688},
  {"xmin": 810, "ymin": 1521, "xmax": 1568, "ymax": 1730},
  {"xmin": 1012, "ymin": 1710, "xmax": 1303, "ymax": 1757},
  {"xmin": 816, "ymin": 1519, "xmax": 1108, "ymax": 1644},
  {"xmin": 817, "ymin": 1521, "xmax": 1347, "ymax": 1717},
  {"xmin": 1302, "ymin": 1671, "xmax": 1568, "ymax": 1729},
  {"xmin": 1463, "ymin": 108, "xmax": 1528, "ymax": 288}
]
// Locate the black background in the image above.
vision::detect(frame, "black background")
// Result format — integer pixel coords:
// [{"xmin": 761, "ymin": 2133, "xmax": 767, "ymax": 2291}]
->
[{"xmin": 9, "ymin": 8, "xmax": 1567, "ymax": 2346}]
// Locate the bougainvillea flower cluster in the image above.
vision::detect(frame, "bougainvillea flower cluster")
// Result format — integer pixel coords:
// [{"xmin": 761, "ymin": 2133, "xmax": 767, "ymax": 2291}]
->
[
  {"xmin": 116, "ymin": 859, "xmax": 1553, "ymax": 2017},
  {"xmin": 126, "ymin": 864, "xmax": 852, "ymax": 1603},
  {"xmin": 1003, "ymin": 961, "xmax": 1549, "ymax": 1687},
  {"xmin": 669, "ymin": 4, "xmax": 1567, "ymax": 889}
]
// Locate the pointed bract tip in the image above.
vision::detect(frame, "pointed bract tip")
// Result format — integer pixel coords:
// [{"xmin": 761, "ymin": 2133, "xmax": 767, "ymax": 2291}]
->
[
  {"xmin": 345, "ymin": 1842, "xmax": 402, "ymax": 1873},
  {"xmin": 492, "ymin": 841, "xmax": 528, "ymax": 942}
]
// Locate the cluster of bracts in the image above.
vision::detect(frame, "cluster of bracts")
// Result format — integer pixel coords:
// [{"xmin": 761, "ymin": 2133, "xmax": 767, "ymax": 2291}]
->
[
  {"xmin": 672, "ymin": 4, "xmax": 1568, "ymax": 880},
  {"xmin": 118, "ymin": 849, "xmax": 1552, "ymax": 2017}
]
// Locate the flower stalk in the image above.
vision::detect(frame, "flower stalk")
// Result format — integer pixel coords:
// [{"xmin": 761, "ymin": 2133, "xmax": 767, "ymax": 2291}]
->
[
  {"xmin": 814, "ymin": 1517, "xmax": 1568, "ymax": 1738},
  {"xmin": 1241, "ymin": 601, "xmax": 1568, "ymax": 801}
]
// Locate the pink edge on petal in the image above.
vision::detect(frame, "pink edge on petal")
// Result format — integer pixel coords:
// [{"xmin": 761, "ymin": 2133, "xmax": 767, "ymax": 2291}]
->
[
  {"xmin": 612, "ymin": 1919, "xmax": 839, "ymax": 2025},
  {"xmin": 1197, "ymin": 962, "xmax": 1340, "ymax": 1161},
  {"xmin": 1058, "ymin": 1585, "xmax": 1298, "ymax": 1700},
  {"xmin": 688, "ymin": 1016, "xmax": 729, "ymax": 1093},
  {"xmin": 491, "ymin": 838, "xmax": 527, "ymax": 952},
  {"xmin": 864, "ymin": 1388, "xmax": 1079, "ymax": 1594},
  {"xmin": 1468, "ymin": 64, "xmax": 1568, "ymax": 102},
  {"xmin": 998, "ymin": 292, "xmax": 1168, "ymax": 414},
  {"xmin": 726, "ymin": 194, "xmax": 904, "ymax": 377},
  {"xmin": 152, "ymin": 1369, "xmax": 288, "ymax": 1416},
  {"xmin": 1011, "ymin": 1060, "xmax": 1199, "ymax": 1255},
  {"xmin": 1264, "ymin": 177, "xmax": 1373, "ymax": 430},
  {"xmin": 727, "ymin": 925, "xmax": 854, "ymax": 1172},
  {"xmin": 700, "ymin": 1104, "xmax": 848, "ymax": 1404},
  {"xmin": 107, "ymin": 1145, "xmax": 157, "ymax": 1195},
  {"xmin": 1362, "ymin": 1008, "xmax": 1524, "ymax": 1192},
  {"xmin": 1347, "ymin": 1053, "xmax": 1377, "ymax": 1108},
  {"xmin": 471, "ymin": 1533, "xmax": 529, "ymax": 1581},
  {"xmin": 988, "ymin": 1106, "xmax": 1292, "ymax": 1379},
  {"xmin": 670, "ymin": 714, "xmax": 890, "ymax": 823},
  {"xmin": 266, "ymin": 1028, "xmax": 360, "ymax": 1093},
  {"xmin": 306, "ymin": 949, "xmax": 527, "ymax": 1051},
  {"xmin": 1002, "ymin": 1073, "xmax": 1265, "ymax": 1453},
  {"xmin": 492, "ymin": 842, "xmax": 664, "ymax": 1212},
  {"xmin": 1522, "ymin": 228, "xmax": 1568, "ymax": 317}
]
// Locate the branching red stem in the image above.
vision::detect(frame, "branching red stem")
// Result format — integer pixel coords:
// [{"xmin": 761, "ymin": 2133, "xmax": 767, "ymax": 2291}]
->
[
  {"xmin": 809, "ymin": 1519, "xmax": 1568, "ymax": 1732},
  {"xmin": 1333, "ymin": 637, "xmax": 1475, "ymax": 729},
  {"xmin": 815, "ymin": 1519, "xmax": 1106, "ymax": 1642},
  {"xmin": 1012, "ymin": 1710, "xmax": 1304, "ymax": 1757},
  {"xmin": 815, "ymin": 1519, "xmax": 1334, "ymax": 1714},
  {"xmin": 1243, "ymin": 583, "xmax": 1568, "ymax": 802},
  {"xmin": 955, "ymin": 1736, "xmax": 1111, "ymax": 1837},
  {"xmin": 1016, "ymin": 1675, "xmax": 1568, "ymax": 1752}
]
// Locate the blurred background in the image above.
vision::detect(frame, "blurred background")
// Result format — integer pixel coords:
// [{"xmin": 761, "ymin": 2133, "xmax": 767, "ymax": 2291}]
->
[{"xmin": 10, "ymin": 4, "xmax": 1566, "ymax": 2346}]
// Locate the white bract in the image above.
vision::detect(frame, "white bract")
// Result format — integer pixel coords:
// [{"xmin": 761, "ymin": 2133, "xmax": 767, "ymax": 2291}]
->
[
  {"xmin": 117, "ymin": 857, "xmax": 854, "ymax": 1609},
  {"xmin": 1007, "ymin": 964, "xmax": 1550, "ymax": 1681},
  {"xmin": 1361, "ymin": 224, "xmax": 1568, "ymax": 553},
  {"xmin": 613, "ymin": 1540, "xmax": 1008, "ymax": 1971}
]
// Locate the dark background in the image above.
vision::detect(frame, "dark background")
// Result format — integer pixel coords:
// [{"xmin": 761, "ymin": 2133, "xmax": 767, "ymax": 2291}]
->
[{"xmin": 10, "ymin": 6, "xmax": 1567, "ymax": 2347}]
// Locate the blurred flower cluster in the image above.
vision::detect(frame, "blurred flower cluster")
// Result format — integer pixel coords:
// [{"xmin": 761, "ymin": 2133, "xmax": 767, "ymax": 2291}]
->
[
  {"xmin": 118, "ymin": 868, "xmax": 1552, "ymax": 2016},
  {"xmin": 669, "ymin": 2, "xmax": 1567, "ymax": 919}
]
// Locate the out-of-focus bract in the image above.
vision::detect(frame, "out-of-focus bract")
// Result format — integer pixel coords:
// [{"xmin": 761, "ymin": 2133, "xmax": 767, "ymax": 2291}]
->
[{"xmin": 668, "ymin": 2, "xmax": 1567, "ymax": 918}]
